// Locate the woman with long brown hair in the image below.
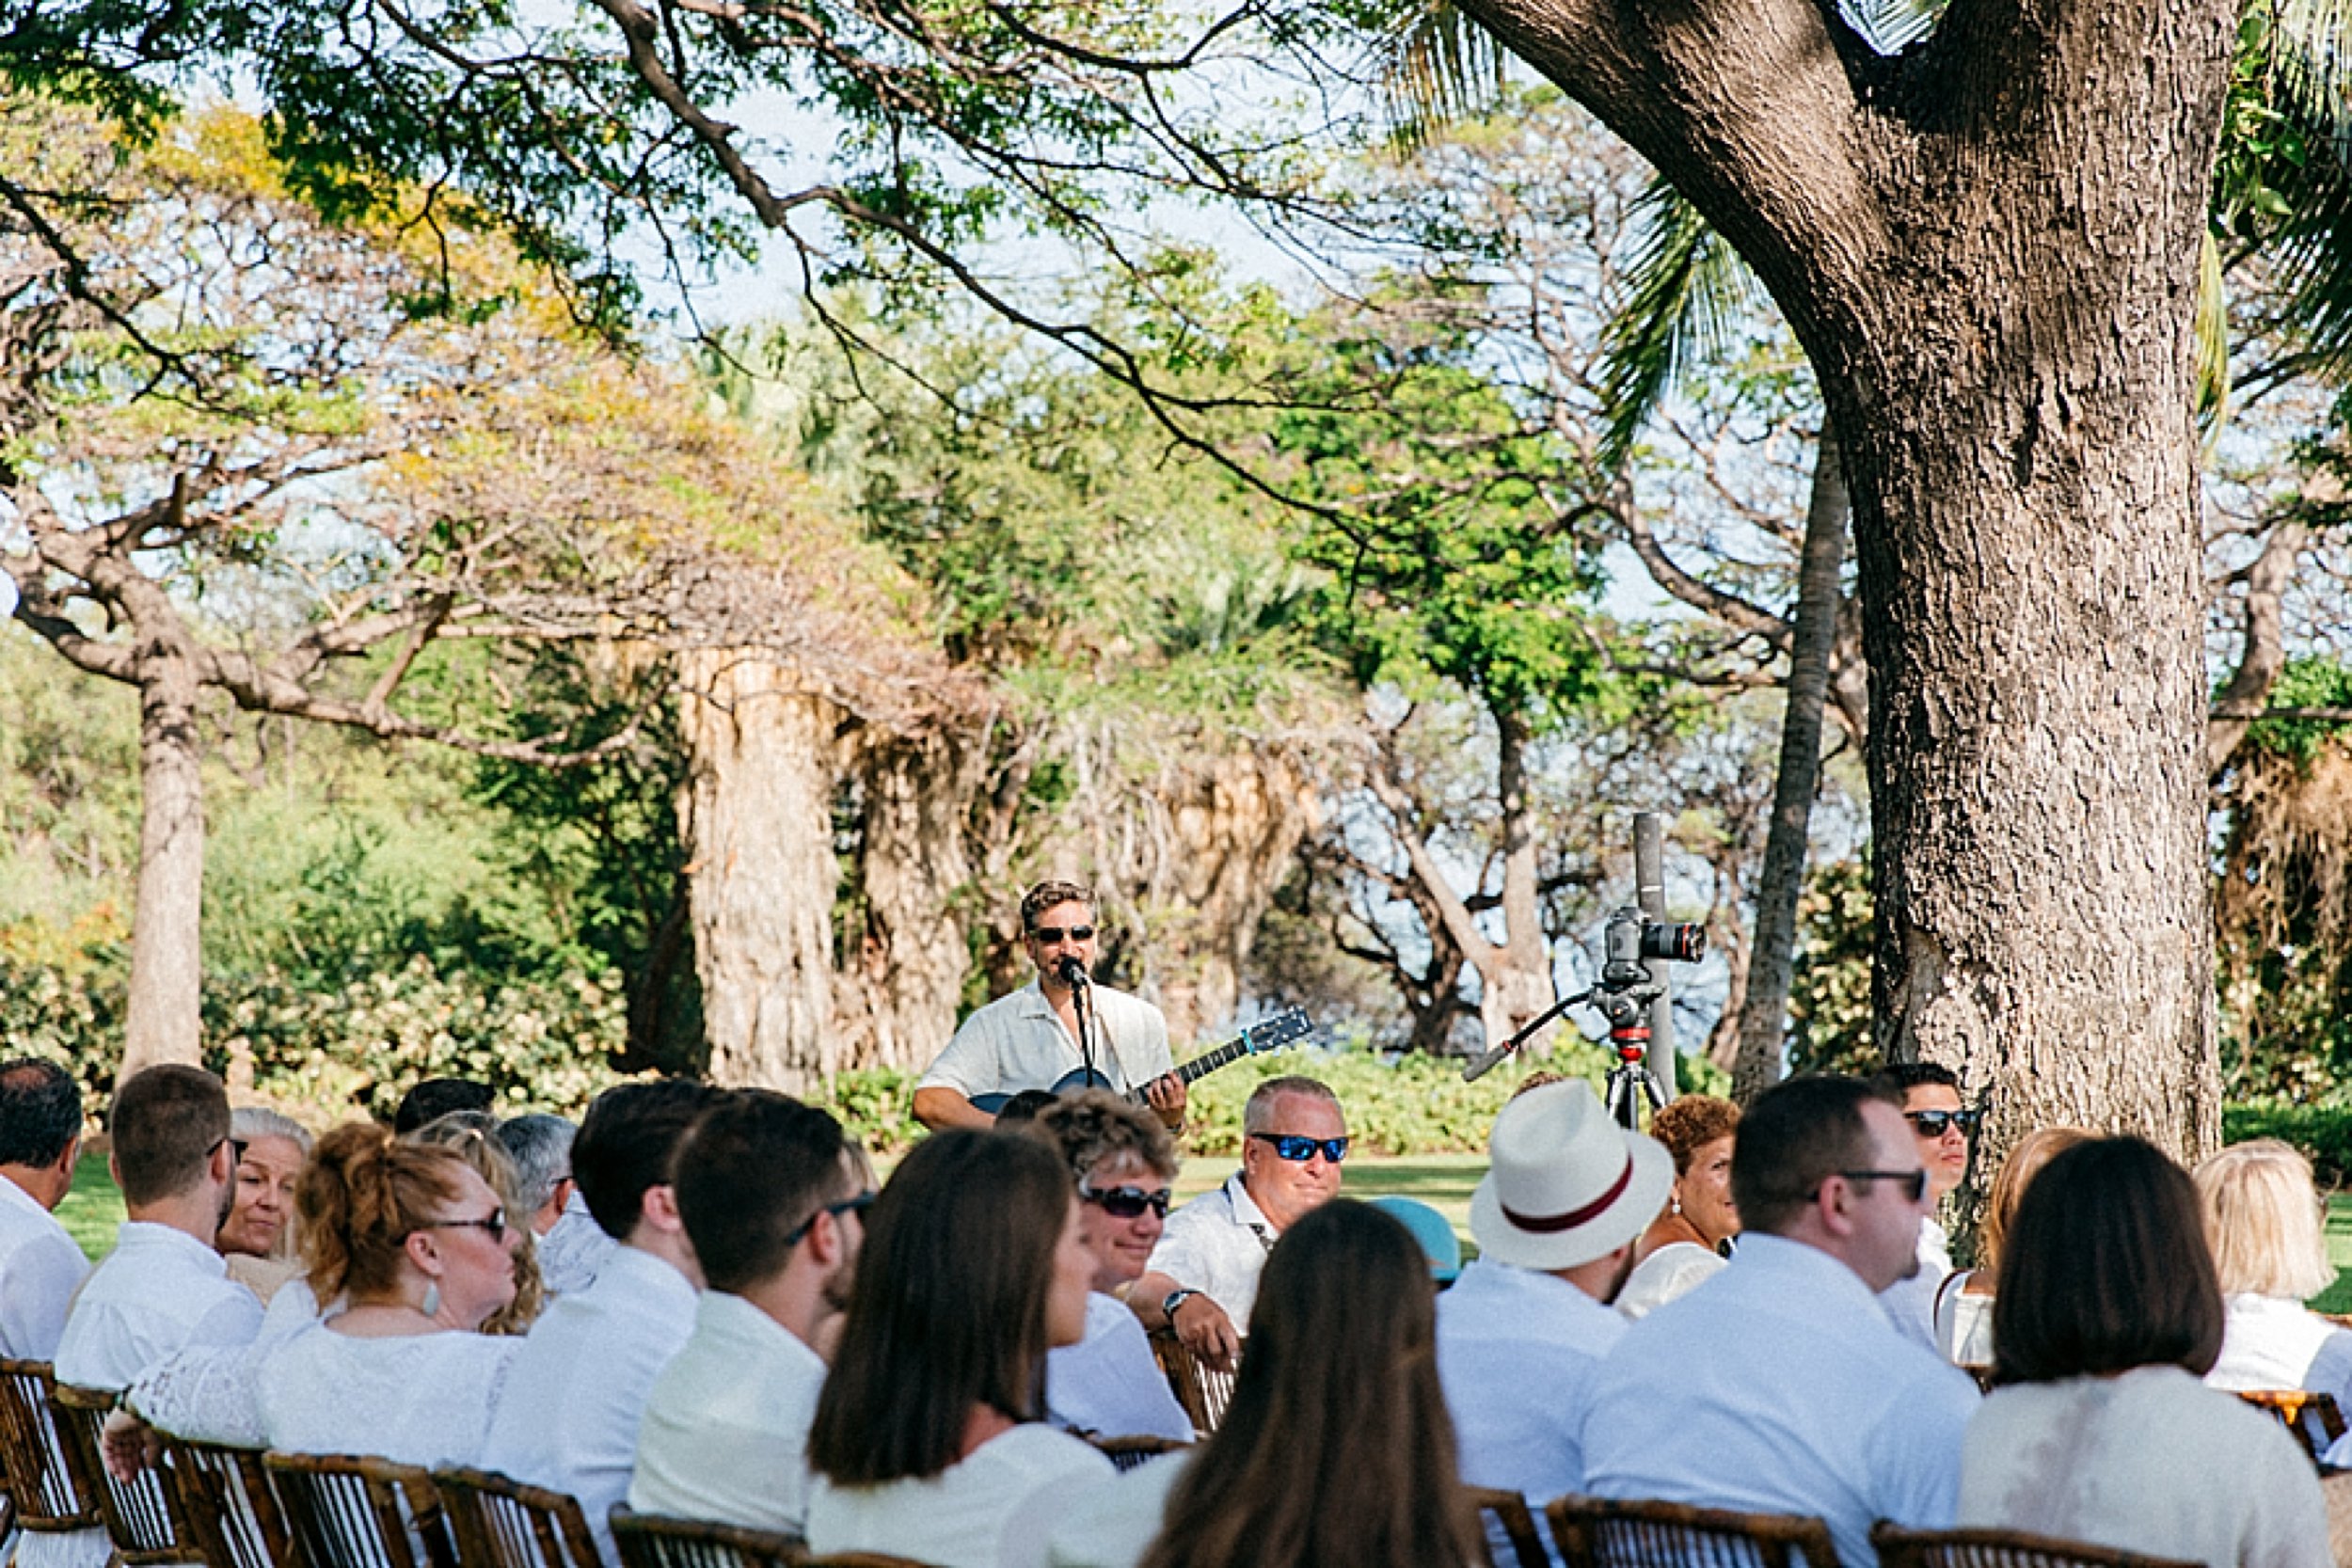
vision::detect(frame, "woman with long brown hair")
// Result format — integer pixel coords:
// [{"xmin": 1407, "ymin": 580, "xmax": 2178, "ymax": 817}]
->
[
  {"xmin": 805, "ymin": 1129, "xmax": 1107, "ymax": 1568},
  {"xmin": 1052, "ymin": 1198, "xmax": 1485, "ymax": 1568}
]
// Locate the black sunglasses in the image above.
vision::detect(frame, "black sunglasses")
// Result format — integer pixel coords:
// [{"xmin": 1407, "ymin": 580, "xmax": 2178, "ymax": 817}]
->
[
  {"xmin": 787, "ymin": 1191, "xmax": 877, "ymax": 1246},
  {"xmin": 1819, "ymin": 1168, "xmax": 1929, "ymax": 1203},
  {"xmin": 1249, "ymin": 1132, "xmax": 1350, "ymax": 1164},
  {"xmin": 1905, "ymin": 1109, "xmax": 1980, "ymax": 1138},
  {"xmin": 415, "ymin": 1207, "xmax": 509, "ymax": 1243},
  {"xmin": 1080, "ymin": 1183, "xmax": 1172, "ymax": 1219},
  {"xmin": 1028, "ymin": 925, "xmax": 1096, "ymax": 943}
]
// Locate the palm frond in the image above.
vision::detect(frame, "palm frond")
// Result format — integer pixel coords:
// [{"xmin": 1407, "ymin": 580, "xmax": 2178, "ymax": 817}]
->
[
  {"xmin": 2274, "ymin": 0, "xmax": 2352, "ymax": 143},
  {"xmin": 1597, "ymin": 176, "xmax": 1762, "ymax": 467},
  {"xmin": 2196, "ymin": 227, "xmax": 2233, "ymax": 426},
  {"xmin": 1376, "ymin": 3, "xmax": 1507, "ymax": 150}
]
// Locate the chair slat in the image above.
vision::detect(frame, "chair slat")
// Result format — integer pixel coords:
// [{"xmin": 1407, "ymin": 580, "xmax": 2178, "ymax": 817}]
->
[
  {"xmin": 1468, "ymin": 1485, "xmax": 1551, "ymax": 1568},
  {"xmin": 0, "ymin": 1359, "xmax": 99, "ymax": 1531},
  {"xmin": 51, "ymin": 1380, "xmax": 200, "ymax": 1564},
  {"xmin": 434, "ymin": 1465, "xmax": 605, "ymax": 1568},
  {"xmin": 1547, "ymin": 1494, "xmax": 1840, "ymax": 1568},
  {"xmin": 1870, "ymin": 1523, "xmax": 2204, "ymax": 1568},
  {"xmin": 1143, "ymin": 1329, "xmax": 1236, "ymax": 1436},
  {"xmin": 607, "ymin": 1505, "xmax": 803, "ymax": 1568}
]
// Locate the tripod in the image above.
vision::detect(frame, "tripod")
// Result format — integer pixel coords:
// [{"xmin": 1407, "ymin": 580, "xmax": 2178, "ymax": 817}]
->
[{"xmin": 1597, "ymin": 992, "xmax": 1667, "ymax": 1132}]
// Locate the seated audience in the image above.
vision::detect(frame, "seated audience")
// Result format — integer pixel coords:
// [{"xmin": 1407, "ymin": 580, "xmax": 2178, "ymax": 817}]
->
[
  {"xmin": 217, "ymin": 1108, "xmax": 311, "ymax": 1305},
  {"xmin": 1933, "ymin": 1127, "xmax": 2086, "ymax": 1369},
  {"xmin": 1877, "ymin": 1062, "xmax": 1978, "ymax": 1350},
  {"xmin": 2195, "ymin": 1139, "xmax": 2352, "ymax": 1414},
  {"xmin": 496, "ymin": 1112, "xmax": 580, "ymax": 1239},
  {"xmin": 1132, "ymin": 1076, "xmax": 1346, "ymax": 1370},
  {"xmin": 1048, "ymin": 1200, "xmax": 1484, "ymax": 1568},
  {"xmin": 1438, "ymin": 1081, "xmax": 1670, "ymax": 1565},
  {"xmin": 1025, "ymin": 1091, "xmax": 1195, "ymax": 1441},
  {"xmin": 1962, "ymin": 1136, "xmax": 2327, "ymax": 1567},
  {"xmin": 1578, "ymin": 1073, "xmax": 1977, "ymax": 1568},
  {"xmin": 129, "ymin": 1122, "xmax": 522, "ymax": 1469},
  {"xmin": 630, "ymin": 1091, "xmax": 870, "ymax": 1535},
  {"xmin": 805, "ymin": 1129, "xmax": 1110, "ymax": 1568},
  {"xmin": 392, "ymin": 1076, "xmax": 495, "ymax": 1134},
  {"xmin": 0, "ymin": 1057, "xmax": 90, "ymax": 1359},
  {"xmin": 482, "ymin": 1079, "xmax": 717, "ymax": 1560},
  {"xmin": 1615, "ymin": 1092, "xmax": 1739, "ymax": 1320}
]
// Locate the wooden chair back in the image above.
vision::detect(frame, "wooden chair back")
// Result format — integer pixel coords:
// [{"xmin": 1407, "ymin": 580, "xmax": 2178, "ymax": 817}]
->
[
  {"xmin": 1468, "ymin": 1485, "xmax": 1551, "ymax": 1568},
  {"xmin": 49, "ymin": 1379, "xmax": 197, "ymax": 1564},
  {"xmin": 1546, "ymin": 1494, "xmax": 1840, "ymax": 1568},
  {"xmin": 1081, "ymin": 1433, "xmax": 1192, "ymax": 1473},
  {"xmin": 1146, "ymin": 1329, "xmax": 1237, "ymax": 1435},
  {"xmin": 0, "ymin": 1358, "xmax": 99, "ymax": 1531},
  {"xmin": 2234, "ymin": 1388, "xmax": 2346, "ymax": 1462},
  {"xmin": 1869, "ymin": 1523, "xmax": 2202, "ymax": 1568},
  {"xmin": 606, "ymin": 1506, "xmax": 803, "ymax": 1568},
  {"xmin": 435, "ymin": 1466, "xmax": 605, "ymax": 1568},
  {"xmin": 264, "ymin": 1450, "xmax": 457, "ymax": 1568},
  {"xmin": 161, "ymin": 1435, "xmax": 293, "ymax": 1568}
]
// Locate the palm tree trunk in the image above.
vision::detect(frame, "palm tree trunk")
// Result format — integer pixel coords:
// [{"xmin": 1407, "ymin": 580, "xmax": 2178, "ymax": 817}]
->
[{"xmin": 1731, "ymin": 417, "xmax": 1847, "ymax": 1102}]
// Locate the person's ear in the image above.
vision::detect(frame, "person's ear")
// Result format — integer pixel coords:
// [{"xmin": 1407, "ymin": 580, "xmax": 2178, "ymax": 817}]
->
[
  {"xmin": 643, "ymin": 1183, "xmax": 688, "ymax": 1237},
  {"xmin": 57, "ymin": 1132, "xmax": 82, "ymax": 1180},
  {"xmin": 405, "ymin": 1228, "xmax": 443, "ymax": 1278}
]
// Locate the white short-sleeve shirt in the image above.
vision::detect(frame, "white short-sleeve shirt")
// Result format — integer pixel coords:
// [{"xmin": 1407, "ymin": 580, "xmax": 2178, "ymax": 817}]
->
[
  {"xmin": 1046, "ymin": 1291, "xmax": 1194, "ymax": 1442},
  {"xmin": 917, "ymin": 981, "xmax": 1173, "ymax": 1103},
  {"xmin": 1438, "ymin": 1258, "xmax": 1626, "ymax": 1528},
  {"xmin": 1144, "ymin": 1173, "xmax": 1279, "ymax": 1327},
  {"xmin": 807, "ymin": 1423, "xmax": 1115, "ymax": 1568},
  {"xmin": 56, "ymin": 1222, "xmax": 264, "ymax": 1390}
]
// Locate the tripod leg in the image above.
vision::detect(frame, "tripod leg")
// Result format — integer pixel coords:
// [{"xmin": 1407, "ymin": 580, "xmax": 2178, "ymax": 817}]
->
[
  {"xmin": 1642, "ymin": 1070, "xmax": 1668, "ymax": 1114},
  {"xmin": 1605, "ymin": 1069, "xmax": 1636, "ymax": 1131}
]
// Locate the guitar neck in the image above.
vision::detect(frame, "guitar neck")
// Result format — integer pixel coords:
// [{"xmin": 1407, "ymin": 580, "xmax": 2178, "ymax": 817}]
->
[{"xmin": 1174, "ymin": 1037, "xmax": 1253, "ymax": 1086}]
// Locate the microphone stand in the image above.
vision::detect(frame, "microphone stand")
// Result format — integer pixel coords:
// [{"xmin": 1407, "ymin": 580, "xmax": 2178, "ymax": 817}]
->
[{"xmin": 1060, "ymin": 958, "xmax": 1098, "ymax": 1089}]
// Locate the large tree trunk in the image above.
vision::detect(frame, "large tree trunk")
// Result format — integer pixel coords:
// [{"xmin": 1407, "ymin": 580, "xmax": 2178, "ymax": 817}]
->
[
  {"xmin": 121, "ymin": 655, "xmax": 206, "ymax": 1076},
  {"xmin": 1479, "ymin": 709, "xmax": 1554, "ymax": 1047},
  {"xmin": 834, "ymin": 729, "xmax": 981, "ymax": 1070},
  {"xmin": 1732, "ymin": 419, "xmax": 1848, "ymax": 1103},
  {"xmin": 675, "ymin": 648, "xmax": 843, "ymax": 1093},
  {"xmin": 1456, "ymin": 0, "xmax": 2233, "ymax": 1159}
]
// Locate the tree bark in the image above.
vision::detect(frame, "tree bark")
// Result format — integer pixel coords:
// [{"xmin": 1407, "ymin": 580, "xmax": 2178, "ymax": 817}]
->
[
  {"xmin": 835, "ymin": 729, "xmax": 981, "ymax": 1071},
  {"xmin": 120, "ymin": 653, "xmax": 207, "ymax": 1076},
  {"xmin": 675, "ymin": 647, "xmax": 844, "ymax": 1093},
  {"xmin": 1731, "ymin": 418, "xmax": 1848, "ymax": 1103},
  {"xmin": 1454, "ymin": 0, "xmax": 2234, "ymax": 1157}
]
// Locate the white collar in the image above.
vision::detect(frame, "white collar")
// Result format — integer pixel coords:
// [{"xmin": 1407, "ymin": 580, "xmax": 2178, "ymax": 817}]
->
[{"xmin": 112, "ymin": 1219, "xmax": 230, "ymax": 1273}]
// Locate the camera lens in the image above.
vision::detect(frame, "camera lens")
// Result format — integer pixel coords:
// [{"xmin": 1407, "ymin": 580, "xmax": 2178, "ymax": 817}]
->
[{"xmin": 1640, "ymin": 923, "xmax": 1705, "ymax": 962}]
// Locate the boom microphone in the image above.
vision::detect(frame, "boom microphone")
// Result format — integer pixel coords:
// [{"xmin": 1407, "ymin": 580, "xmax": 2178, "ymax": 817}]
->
[{"xmin": 1057, "ymin": 956, "xmax": 1090, "ymax": 989}]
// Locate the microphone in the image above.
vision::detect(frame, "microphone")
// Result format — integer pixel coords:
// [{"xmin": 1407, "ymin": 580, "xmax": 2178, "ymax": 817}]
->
[{"xmin": 1057, "ymin": 956, "xmax": 1090, "ymax": 990}]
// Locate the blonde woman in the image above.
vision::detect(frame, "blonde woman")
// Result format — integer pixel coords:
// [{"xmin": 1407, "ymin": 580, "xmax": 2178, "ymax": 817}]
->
[
  {"xmin": 1933, "ymin": 1126, "xmax": 2089, "ymax": 1369},
  {"xmin": 218, "ymin": 1108, "xmax": 312, "ymax": 1304},
  {"xmin": 2193, "ymin": 1139, "xmax": 2352, "ymax": 1408}
]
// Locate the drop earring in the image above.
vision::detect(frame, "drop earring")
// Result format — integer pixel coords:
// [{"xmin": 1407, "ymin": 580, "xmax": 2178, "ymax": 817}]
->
[
  {"xmin": 421, "ymin": 1281, "xmax": 441, "ymax": 1319},
  {"xmin": 1671, "ymin": 1196, "xmax": 1682, "ymax": 1216}
]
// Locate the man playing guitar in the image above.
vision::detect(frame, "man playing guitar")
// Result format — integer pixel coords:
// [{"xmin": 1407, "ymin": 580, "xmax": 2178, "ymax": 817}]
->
[{"xmin": 912, "ymin": 880, "xmax": 1188, "ymax": 1132}]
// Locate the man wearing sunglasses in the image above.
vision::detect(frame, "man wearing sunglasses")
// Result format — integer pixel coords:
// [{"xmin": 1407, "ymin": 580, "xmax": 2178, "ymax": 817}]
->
[
  {"xmin": 913, "ymin": 879, "xmax": 1184, "ymax": 1133},
  {"xmin": 1132, "ymin": 1076, "xmax": 1347, "ymax": 1370},
  {"xmin": 1580, "ymin": 1075, "xmax": 1978, "ymax": 1568},
  {"xmin": 1877, "ymin": 1062, "xmax": 1979, "ymax": 1351}
]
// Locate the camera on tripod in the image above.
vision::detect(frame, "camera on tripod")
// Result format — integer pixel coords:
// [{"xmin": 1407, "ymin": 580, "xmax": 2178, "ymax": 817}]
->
[
  {"xmin": 1599, "ymin": 906, "xmax": 1705, "ymax": 992},
  {"xmin": 1592, "ymin": 907, "xmax": 1704, "ymax": 1127}
]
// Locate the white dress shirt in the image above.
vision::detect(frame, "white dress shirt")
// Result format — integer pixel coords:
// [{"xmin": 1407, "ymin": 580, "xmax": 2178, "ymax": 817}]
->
[
  {"xmin": 1875, "ymin": 1217, "xmax": 1953, "ymax": 1354},
  {"xmin": 537, "ymin": 1190, "xmax": 617, "ymax": 1297},
  {"xmin": 42, "ymin": 1221, "xmax": 264, "ymax": 1568},
  {"xmin": 1046, "ymin": 1292, "xmax": 1194, "ymax": 1442},
  {"xmin": 1145, "ymin": 1173, "xmax": 1279, "ymax": 1328},
  {"xmin": 916, "ymin": 981, "xmax": 1173, "ymax": 1102},
  {"xmin": 0, "ymin": 1174, "xmax": 88, "ymax": 1359},
  {"xmin": 480, "ymin": 1244, "xmax": 697, "ymax": 1560},
  {"xmin": 628, "ymin": 1291, "xmax": 828, "ymax": 1534},
  {"xmin": 807, "ymin": 1423, "xmax": 1113, "ymax": 1568},
  {"xmin": 1963, "ymin": 1365, "xmax": 2328, "ymax": 1568},
  {"xmin": 56, "ymin": 1222, "xmax": 263, "ymax": 1389},
  {"xmin": 1438, "ymin": 1257, "xmax": 1625, "ymax": 1562},
  {"xmin": 1579, "ymin": 1232, "xmax": 1979, "ymax": 1568},
  {"xmin": 1045, "ymin": 1451, "xmax": 1189, "ymax": 1568}
]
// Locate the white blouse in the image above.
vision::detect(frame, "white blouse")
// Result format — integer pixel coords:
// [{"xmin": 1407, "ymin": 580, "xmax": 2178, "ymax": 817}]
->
[{"xmin": 808, "ymin": 1423, "xmax": 1114, "ymax": 1568}]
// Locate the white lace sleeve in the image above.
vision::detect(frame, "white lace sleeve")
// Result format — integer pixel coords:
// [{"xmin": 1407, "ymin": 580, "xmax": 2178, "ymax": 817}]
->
[{"xmin": 125, "ymin": 1345, "xmax": 267, "ymax": 1449}]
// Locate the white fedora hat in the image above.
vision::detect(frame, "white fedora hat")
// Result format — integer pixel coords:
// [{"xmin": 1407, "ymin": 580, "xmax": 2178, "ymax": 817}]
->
[{"xmin": 1468, "ymin": 1080, "xmax": 1675, "ymax": 1273}]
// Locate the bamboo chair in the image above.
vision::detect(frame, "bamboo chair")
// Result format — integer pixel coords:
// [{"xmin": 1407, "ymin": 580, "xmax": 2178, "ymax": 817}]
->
[
  {"xmin": 1080, "ymin": 1433, "xmax": 1192, "ymax": 1473},
  {"xmin": 1145, "ymin": 1328, "xmax": 1237, "ymax": 1436},
  {"xmin": 263, "ymin": 1450, "xmax": 457, "ymax": 1568},
  {"xmin": 0, "ymin": 1358, "xmax": 101, "ymax": 1539},
  {"xmin": 1545, "ymin": 1495, "xmax": 1841, "ymax": 1568},
  {"xmin": 49, "ymin": 1380, "xmax": 201, "ymax": 1565},
  {"xmin": 160, "ymin": 1435, "xmax": 293, "ymax": 1568},
  {"xmin": 1869, "ymin": 1524, "xmax": 2201, "ymax": 1568},
  {"xmin": 1468, "ymin": 1485, "xmax": 1552, "ymax": 1568},
  {"xmin": 434, "ymin": 1466, "xmax": 605, "ymax": 1568},
  {"xmin": 2234, "ymin": 1388, "xmax": 2347, "ymax": 1462},
  {"xmin": 606, "ymin": 1507, "xmax": 803, "ymax": 1568}
]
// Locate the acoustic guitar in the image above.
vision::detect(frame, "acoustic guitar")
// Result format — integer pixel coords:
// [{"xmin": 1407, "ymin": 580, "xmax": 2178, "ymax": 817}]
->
[{"xmin": 969, "ymin": 1006, "xmax": 1318, "ymax": 1113}]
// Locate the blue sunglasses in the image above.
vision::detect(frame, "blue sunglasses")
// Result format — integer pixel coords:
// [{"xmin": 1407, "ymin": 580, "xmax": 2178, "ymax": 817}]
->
[{"xmin": 1249, "ymin": 1132, "xmax": 1350, "ymax": 1164}]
